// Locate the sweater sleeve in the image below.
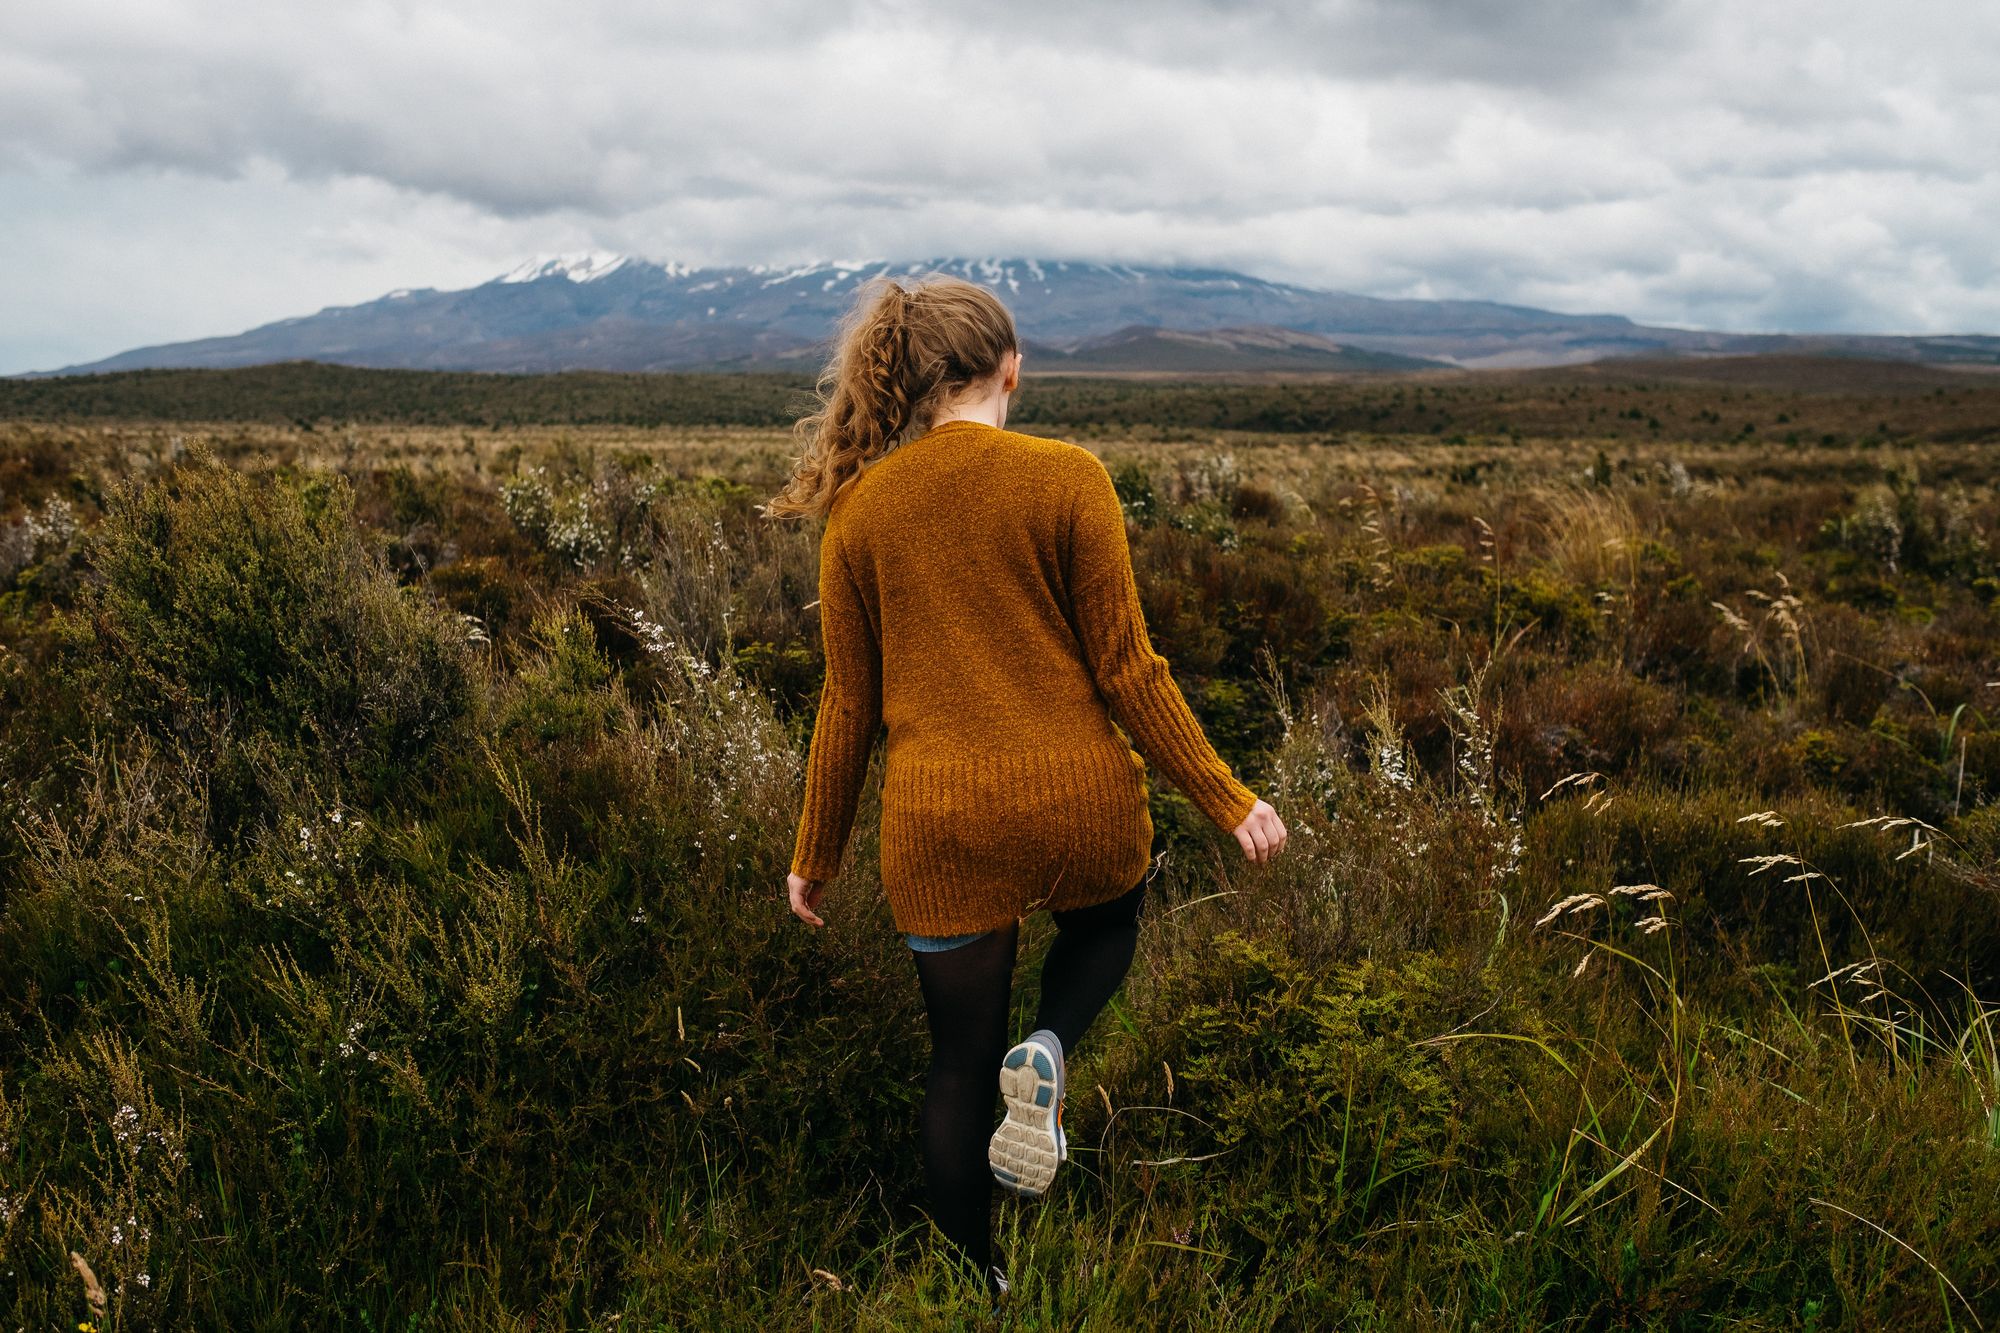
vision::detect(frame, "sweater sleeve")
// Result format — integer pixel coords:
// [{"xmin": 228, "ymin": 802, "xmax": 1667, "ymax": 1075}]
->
[
  {"xmin": 790, "ymin": 526, "xmax": 883, "ymax": 882},
  {"xmin": 1063, "ymin": 453, "xmax": 1260, "ymax": 834}
]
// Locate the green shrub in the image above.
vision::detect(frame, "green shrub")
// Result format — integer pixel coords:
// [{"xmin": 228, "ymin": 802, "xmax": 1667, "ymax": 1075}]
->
[
  {"xmin": 1500, "ymin": 569, "xmax": 1601, "ymax": 642},
  {"xmin": 1110, "ymin": 459, "xmax": 1159, "ymax": 527},
  {"xmin": 53, "ymin": 444, "xmax": 474, "ymax": 842}
]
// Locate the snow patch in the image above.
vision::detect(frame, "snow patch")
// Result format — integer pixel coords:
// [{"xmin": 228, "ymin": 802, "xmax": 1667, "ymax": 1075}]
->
[
  {"xmin": 498, "ymin": 251, "xmax": 631, "ymax": 284},
  {"xmin": 758, "ymin": 262, "xmax": 828, "ymax": 287}
]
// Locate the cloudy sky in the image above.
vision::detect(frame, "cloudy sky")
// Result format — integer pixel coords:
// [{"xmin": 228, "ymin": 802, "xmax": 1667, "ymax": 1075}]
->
[{"xmin": 5, "ymin": 0, "xmax": 1998, "ymax": 373}]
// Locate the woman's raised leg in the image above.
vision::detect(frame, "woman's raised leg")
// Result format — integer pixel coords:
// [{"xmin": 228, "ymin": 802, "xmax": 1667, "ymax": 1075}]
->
[{"xmin": 1033, "ymin": 876, "xmax": 1147, "ymax": 1057}]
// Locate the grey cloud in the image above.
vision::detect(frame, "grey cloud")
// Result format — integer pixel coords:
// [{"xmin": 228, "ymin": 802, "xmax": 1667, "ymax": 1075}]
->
[
  {"xmin": 994, "ymin": 0, "xmax": 1691, "ymax": 88},
  {"xmin": 2, "ymin": 0, "xmax": 1998, "ymax": 373}
]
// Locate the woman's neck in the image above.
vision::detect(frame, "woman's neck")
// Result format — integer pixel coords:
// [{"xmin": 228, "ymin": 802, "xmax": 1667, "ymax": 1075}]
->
[{"xmin": 932, "ymin": 392, "xmax": 1010, "ymax": 430}]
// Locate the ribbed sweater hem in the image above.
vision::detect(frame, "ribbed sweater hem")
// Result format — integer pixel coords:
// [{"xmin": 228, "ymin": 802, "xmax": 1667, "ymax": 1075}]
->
[{"xmin": 876, "ymin": 738, "xmax": 1157, "ymax": 937}]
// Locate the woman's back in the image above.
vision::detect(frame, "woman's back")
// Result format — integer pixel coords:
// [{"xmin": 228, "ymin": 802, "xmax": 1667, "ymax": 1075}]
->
[
  {"xmin": 796, "ymin": 415, "xmax": 1258, "ymax": 936},
  {"xmin": 831, "ymin": 419, "xmax": 1123, "ymax": 764}
]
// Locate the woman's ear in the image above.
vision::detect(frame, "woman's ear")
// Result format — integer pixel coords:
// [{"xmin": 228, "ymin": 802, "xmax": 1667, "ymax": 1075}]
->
[{"xmin": 1002, "ymin": 350, "xmax": 1022, "ymax": 394}]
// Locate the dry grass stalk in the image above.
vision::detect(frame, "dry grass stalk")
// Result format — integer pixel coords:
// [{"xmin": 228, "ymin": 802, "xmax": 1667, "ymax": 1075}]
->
[{"xmin": 70, "ymin": 1250, "xmax": 107, "ymax": 1315}]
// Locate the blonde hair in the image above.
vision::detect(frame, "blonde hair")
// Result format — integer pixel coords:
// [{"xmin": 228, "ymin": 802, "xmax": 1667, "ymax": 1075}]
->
[{"xmin": 762, "ymin": 273, "xmax": 1018, "ymax": 521}]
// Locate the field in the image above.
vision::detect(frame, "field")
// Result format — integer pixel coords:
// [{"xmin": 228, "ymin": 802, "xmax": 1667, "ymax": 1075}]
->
[{"xmin": 1, "ymin": 360, "xmax": 1998, "ymax": 1329}]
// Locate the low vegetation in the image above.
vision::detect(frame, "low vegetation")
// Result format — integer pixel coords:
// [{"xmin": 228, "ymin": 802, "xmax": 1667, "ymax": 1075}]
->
[
  {"xmin": 5, "ymin": 356, "xmax": 1999, "ymax": 447},
  {"xmin": 0, "ymin": 379, "xmax": 1996, "ymax": 1327}
]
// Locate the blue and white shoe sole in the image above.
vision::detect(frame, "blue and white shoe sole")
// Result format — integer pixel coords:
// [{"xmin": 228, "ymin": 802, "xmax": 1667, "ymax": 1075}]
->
[{"xmin": 989, "ymin": 1039, "xmax": 1065, "ymax": 1198}]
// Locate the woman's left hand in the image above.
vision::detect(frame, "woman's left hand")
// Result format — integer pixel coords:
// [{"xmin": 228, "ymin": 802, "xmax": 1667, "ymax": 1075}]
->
[{"xmin": 787, "ymin": 872, "xmax": 826, "ymax": 927}]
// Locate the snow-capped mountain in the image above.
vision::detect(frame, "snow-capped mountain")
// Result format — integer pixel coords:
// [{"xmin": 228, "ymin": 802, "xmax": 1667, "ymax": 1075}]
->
[{"xmin": 37, "ymin": 256, "xmax": 2000, "ymax": 376}]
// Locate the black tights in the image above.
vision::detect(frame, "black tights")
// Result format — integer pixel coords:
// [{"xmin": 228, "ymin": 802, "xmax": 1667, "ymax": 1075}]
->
[{"xmin": 910, "ymin": 877, "xmax": 1148, "ymax": 1282}]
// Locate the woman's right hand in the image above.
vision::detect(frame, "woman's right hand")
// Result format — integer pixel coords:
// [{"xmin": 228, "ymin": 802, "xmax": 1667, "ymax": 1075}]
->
[{"xmin": 1232, "ymin": 800, "xmax": 1288, "ymax": 865}]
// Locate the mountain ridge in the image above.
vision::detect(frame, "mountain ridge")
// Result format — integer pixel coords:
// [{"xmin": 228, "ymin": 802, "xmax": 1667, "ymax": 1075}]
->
[{"xmin": 28, "ymin": 254, "xmax": 2000, "ymax": 377}]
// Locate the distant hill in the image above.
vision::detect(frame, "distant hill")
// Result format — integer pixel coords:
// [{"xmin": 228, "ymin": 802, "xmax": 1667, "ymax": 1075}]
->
[
  {"xmin": 28, "ymin": 254, "xmax": 2000, "ymax": 378},
  {"xmin": 6, "ymin": 357, "xmax": 1997, "ymax": 446}
]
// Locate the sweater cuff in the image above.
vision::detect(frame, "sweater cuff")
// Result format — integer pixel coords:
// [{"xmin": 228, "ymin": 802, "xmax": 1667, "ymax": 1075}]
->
[
  {"xmin": 1188, "ymin": 774, "xmax": 1260, "ymax": 834},
  {"xmin": 789, "ymin": 840, "xmax": 843, "ymax": 883}
]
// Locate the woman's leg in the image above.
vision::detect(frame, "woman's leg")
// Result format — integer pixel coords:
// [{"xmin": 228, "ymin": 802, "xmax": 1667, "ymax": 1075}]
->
[
  {"xmin": 911, "ymin": 924, "xmax": 1020, "ymax": 1280},
  {"xmin": 1033, "ymin": 876, "xmax": 1147, "ymax": 1058}
]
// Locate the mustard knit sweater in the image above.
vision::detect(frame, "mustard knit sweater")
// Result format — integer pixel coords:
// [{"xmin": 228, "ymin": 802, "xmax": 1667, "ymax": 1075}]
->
[{"xmin": 788, "ymin": 419, "xmax": 1260, "ymax": 937}]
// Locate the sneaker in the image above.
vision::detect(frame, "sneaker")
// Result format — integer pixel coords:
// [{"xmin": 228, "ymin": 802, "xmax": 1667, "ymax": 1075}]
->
[{"xmin": 989, "ymin": 1029, "xmax": 1066, "ymax": 1198}]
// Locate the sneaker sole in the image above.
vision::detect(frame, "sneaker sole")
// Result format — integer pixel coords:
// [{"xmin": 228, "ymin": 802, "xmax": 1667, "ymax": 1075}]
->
[{"xmin": 989, "ymin": 1040, "xmax": 1064, "ymax": 1198}]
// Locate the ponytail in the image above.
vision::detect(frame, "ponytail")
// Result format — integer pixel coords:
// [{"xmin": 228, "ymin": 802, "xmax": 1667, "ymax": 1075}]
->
[{"xmin": 763, "ymin": 273, "xmax": 1018, "ymax": 521}]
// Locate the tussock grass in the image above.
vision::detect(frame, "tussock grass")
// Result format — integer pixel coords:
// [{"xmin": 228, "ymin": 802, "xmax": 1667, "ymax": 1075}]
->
[{"xmin": 0, "ymin": 412, "xmax": 1996, "ymax": 1328}]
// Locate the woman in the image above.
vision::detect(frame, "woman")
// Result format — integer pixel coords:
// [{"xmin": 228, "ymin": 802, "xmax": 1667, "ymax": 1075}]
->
[{"xmin": 763, "ymin": 273, "xmax": 1288, "ymax": 1296}]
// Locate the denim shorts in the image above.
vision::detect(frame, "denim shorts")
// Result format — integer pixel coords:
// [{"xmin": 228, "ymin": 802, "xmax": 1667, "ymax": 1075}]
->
[
  {"xmin": 903, "ymin": 875, "xmax": 1151, "ymax": 953},
  {"xmin": 905, "ymin": 928, "xmax": 991, "ymax": 953}
]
